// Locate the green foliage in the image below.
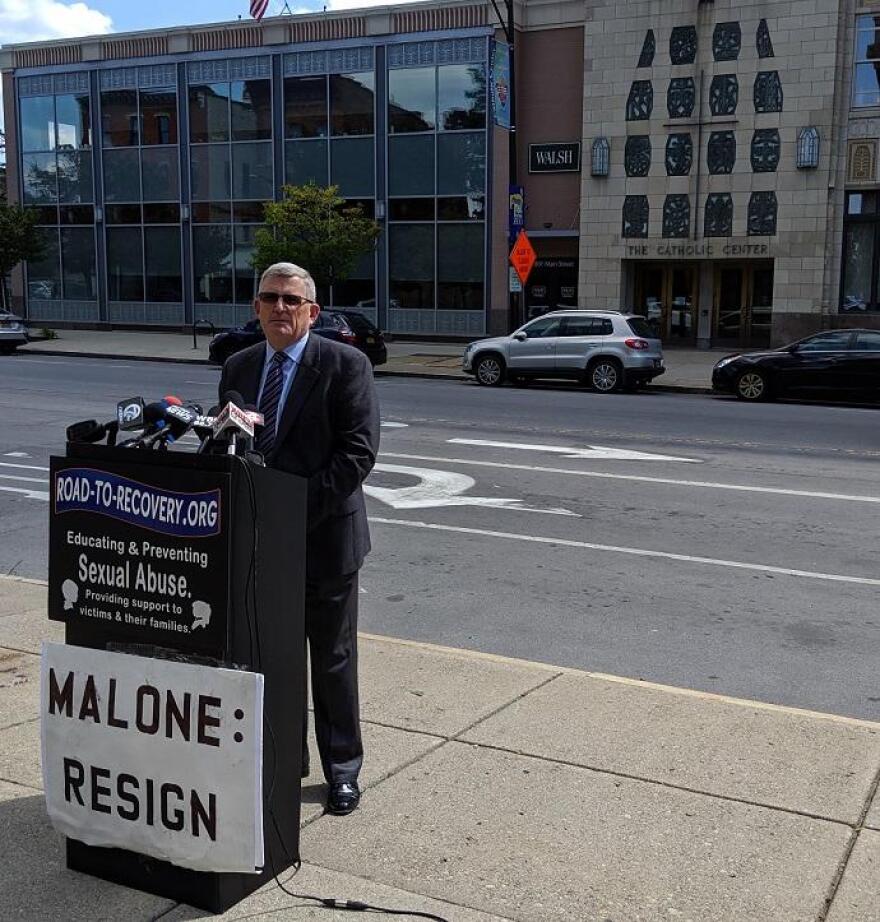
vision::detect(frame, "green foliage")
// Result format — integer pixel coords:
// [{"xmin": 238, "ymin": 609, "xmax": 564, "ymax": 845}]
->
[
  {"xmin": 252, "ymin": 184, "xmax": 380, "ymax": 301},
  {"xmin": 41, "ymin": 327, "xmax": 59, "ymax": 340},
  {"xmin": 0, "ymin": 204, "xmax": 44, "ymax": 279}
]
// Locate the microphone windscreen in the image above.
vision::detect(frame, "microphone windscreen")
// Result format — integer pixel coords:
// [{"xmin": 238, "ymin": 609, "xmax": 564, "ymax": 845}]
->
[
  {"xmin": 163, "ymin": 395, "xmax": 183, "ymax": 406},
  {"xmin": 66, "ymin": 420, "xmax": 104, "ymax": 443},
  {"xmin": 222, "ymin": 390, "xmax": 245, "ymax": 408}
]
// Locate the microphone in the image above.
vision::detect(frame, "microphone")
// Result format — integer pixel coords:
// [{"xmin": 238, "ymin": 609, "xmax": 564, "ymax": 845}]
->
[
  {"xmin": 142, "ymin": 404, "xmax": 199, "ymax": 449},
  {"xmin": 66, "ymin": 418, "xmax": 120, "ymax": 446},
  {"xmin": 120, "ymin": 396, "xmax": 184, "ymax": 448},
  {"xmin": 212, "ymin": 400, "xmax": 255, "ymax": 455},
  {"xmin": 116, "ymin": 397, "xmax": 146, "ymax": 432},
  {"xmin": 195, "ymin": 405, "xmax": 221, "ymax": 454}
]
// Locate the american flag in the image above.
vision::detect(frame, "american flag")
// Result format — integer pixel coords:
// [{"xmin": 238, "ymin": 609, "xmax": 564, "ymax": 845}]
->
[{"xmin": 250, "ymin": 0, "xmax": 270, "ymax": 20}]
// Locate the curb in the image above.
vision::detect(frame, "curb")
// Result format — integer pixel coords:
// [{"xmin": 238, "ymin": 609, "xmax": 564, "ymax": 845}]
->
[
  {"xmin": 16, "ymin": 348, "xmax": 714, "ymax": 393},
  {"xmin": 19, "ymin": 347, "xmax": 214, "ymax": 366}
]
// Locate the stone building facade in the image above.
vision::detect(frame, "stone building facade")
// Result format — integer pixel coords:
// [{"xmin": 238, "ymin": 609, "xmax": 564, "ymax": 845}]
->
[{"xmin": 580, "ymin": 0, "xmax": 853, "ymax": 347}]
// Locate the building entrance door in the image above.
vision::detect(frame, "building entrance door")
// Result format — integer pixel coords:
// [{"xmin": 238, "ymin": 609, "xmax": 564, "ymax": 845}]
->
[
  {"xmin": 632, "ymin": 263, "xmax": 698, "ymax": 343},
  {"xmin": 713, "ymin": 263, "xmax": 774, "ymax": 348}
]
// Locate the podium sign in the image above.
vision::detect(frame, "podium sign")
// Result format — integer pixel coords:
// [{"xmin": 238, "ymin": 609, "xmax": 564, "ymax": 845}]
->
[
  {"xmin": 48, "ymin": 458, "xmax": 231, "ymax": 657},
  {"xmin": 41, "ymin": 643, "xmax": 264, "ymax": 873}
]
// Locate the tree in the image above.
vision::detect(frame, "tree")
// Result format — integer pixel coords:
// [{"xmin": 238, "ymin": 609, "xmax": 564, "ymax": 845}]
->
[
  {"xmin": 0, "ymin": 204, "xmax": 44, "ymax": 311},
  {"xmin": 252, "ymin": 184, "xmax": 380, "ymax": 305}
]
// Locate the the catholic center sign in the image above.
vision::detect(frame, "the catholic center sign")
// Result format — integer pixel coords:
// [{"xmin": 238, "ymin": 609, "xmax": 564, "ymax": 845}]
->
[{"xmin": 623, "ymin": 240, "xmax": 773, "ymax": 259}]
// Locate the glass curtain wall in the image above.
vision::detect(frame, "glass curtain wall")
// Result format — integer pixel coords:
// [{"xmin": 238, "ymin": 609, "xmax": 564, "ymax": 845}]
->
[
  {"xmin": 101, "ymin": 81, "xmax": 182, "ymax": 313},
  {"xmin": 190, "ymin": 78, "xmax": 272, "ymax": 308},
  {"xmin": 387, "ymin": 61, "xmax": 486, "ymax": 332},
  {"xmin": 20, "ymin": 91, "xmax": 97, "ymax": 304},
  {"xmin": 283, "ymin": 70, "xmax": 376, "ymax": 309}
]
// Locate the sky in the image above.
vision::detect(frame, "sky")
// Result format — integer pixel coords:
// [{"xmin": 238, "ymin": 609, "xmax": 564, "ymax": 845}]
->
[{"xmin": 0, "ymin": 0, "xmax": 425, "ymax": 45}]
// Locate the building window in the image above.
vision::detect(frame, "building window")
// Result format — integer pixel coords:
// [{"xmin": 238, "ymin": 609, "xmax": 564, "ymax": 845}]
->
[
  {"xmin": 624, "ymin": 136, "xmax": 651, "ymax": 177},
  {"xmin": 751, "ymin": 129, "xmax": 781, "ymax": 173},
  {"xmin": 386, "ymin": 60, "xmax": 487, "ymax": 318},
  {"xmin": 704, "ymin": 194, "xmax": 733, "ymax": 237},
  {"xmin": 667, "ymin": 78, "xmax": 696, "ymax": 119},
  {"xmin": 626, "ymin": 81, "xmax": 653, "ymax": 121},
  {"xmin": 20, "ymin": 90, "xmax": 96, "ymax": 302},
  {"xmin": 707, "ymin": 131, "xmax": 736, "ymax": 175},
  {"xmin": 665, "ymin": 133, "xmax": 692, "ymax": 176},
  {"xmin": 389, "ymin": 67, "xmax": 436, "ymax": 133},
  {"xmin": 854, "ymin": 15, "xmax": 880, "ymax": 107},
  {"xmin": 669, "ymin": 26, "xmax": 697, "ymax": 65},
  {"xmin": 841, "ymin": 191, "xmax": 880, "ymax": 312},
  {"xmin": 622, "ymin": 196, "xmax": 649, "ymax": 238},
  {"xmin": 747, "ymin": 192, "xmax": 778, "ymax": 236},
  {"xmin": 637, "ymin": 30, "xmax": 655, "ymax": 68},
  {"xmin": 709, "ymin": 75, "xmax": 738, "ymax": 117},
  {"xmin": 713, "ymin": 22, "xmax": 741, "ymax": 62},
  {"xmin": 663, "ymin": 195, "xmax": 690, "ymax": 238}
]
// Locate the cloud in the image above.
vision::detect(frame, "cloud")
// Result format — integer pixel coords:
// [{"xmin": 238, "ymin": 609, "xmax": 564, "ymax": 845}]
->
[{"xmin": 0, "ymin": 0, "xmax": 113, "ymax": 45}]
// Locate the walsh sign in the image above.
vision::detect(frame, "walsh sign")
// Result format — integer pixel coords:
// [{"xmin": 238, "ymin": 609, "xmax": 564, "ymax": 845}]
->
[{"xmin": 529, "ymin": 142, "xmax": 581, "ymax": 173}]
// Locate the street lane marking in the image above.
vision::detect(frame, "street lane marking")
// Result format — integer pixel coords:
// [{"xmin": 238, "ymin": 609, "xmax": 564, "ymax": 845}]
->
[
  {"xmin": 0, "ymin": 474, "xmax": 48, "ymax": 484},
  {"xmin": 369, "ymin": 517, "xmax": 880, "ymax": 587},
  {"xmin": 381, "ymin": 452, "xmax": 880, "ymax": 505},
  {"xmin": 0, "ymin": 484, "xmax": 49, "ymax": 501},
  {"xmin": 367, "ymin": 463, "xmax": 576, "ymax": 516},
  {"xmin": 0, "ymin": 461, "xmax": 50, "ymax": 472},
  {"xmin": 3, "ymin": 452, "xmax": 30, "ymax": 458},
  {"xmin": 449, "ymin": 438, "xmax": 702, "ymax": 463},
  {"xmin": 381, "ymin": 421, "xmax": 409, "ymax": 428}
]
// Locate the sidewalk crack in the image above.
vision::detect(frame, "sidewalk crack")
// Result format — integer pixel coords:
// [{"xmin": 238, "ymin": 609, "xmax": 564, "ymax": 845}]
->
[{"xmin": 816, "ymin": 762, "xmax": 880, "ymax": 922}]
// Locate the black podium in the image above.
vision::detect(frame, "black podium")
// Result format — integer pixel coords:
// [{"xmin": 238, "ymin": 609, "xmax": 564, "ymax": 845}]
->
[{"xmin": 46, "ymin": 443, "xmax": 305, "ymax": 913}]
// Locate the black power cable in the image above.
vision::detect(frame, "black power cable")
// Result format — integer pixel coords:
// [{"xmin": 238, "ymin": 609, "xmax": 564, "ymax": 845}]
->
[{"xmin": 235, "ymin": 457, "xmax": 450, "ymax": 922}]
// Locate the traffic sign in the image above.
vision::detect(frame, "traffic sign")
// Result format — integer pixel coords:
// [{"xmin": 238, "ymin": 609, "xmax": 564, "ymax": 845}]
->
[{"xmin": 509, "ymin": 230, "xmax": 537, "ymax": 285}]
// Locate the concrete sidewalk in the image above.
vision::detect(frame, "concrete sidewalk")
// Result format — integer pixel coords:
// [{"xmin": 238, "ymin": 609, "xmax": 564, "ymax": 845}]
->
[
  {"xmin": 1, "ymin": 574, "xmax": 878, "ymax": 921},
  {"xmin": 16, "ymin": 330, "xmax": 725, "ymax": 393}
]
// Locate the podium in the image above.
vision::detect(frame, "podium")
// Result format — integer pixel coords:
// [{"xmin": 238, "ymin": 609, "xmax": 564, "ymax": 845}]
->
[{"xmin": 45, "ymin": 443, "xmax": 306, "ymax": 913}]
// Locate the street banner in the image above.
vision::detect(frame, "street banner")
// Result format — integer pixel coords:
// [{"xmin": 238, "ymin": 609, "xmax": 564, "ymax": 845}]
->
[
  {"xmin": 490, "ymin": 41, "xmax": 511, "ymax": 129},
  {"xmin": 508, "ymin": 185, "xmax": 524, "ymax": 246},
  {"xmin": 41, "ymin": 643, "xmax": 264, "ymax": 873},
  {"xmin": 49, "ymin": 458, "xmax": 231, "ymax": 657}
]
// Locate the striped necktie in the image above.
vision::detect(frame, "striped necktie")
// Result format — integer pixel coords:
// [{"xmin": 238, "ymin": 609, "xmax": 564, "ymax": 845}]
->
[{"xmin": 256, "ymin": 351, "xmax": 287, "ymax": 456}]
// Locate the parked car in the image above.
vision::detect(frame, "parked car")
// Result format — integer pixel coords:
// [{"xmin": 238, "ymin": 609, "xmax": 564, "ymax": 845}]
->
[
  {"xmin": 712, "ymin": 328, "xmax": 880, "ymax": 401},
  {"xmin": 208, "ymin": 310, "xmax": 387, "ymax": 367},
  {"xmin": 0, "ymin": 312, "xmax": 28, "ymax": 354},
  {"xmin": 462, "ymin": 310, "xmax": 665, "ymax": 392}
]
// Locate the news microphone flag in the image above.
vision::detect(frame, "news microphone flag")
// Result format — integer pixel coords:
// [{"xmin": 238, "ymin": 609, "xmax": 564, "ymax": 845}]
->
[{"xmin": 250, "ymin": 0, "xmax": 270, "ymax": 20}]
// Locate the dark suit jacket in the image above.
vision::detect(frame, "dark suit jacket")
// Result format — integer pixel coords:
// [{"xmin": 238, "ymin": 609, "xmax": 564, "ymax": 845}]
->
[{"xmin": 219, "ymin": 334, "xmax": 380, "ymax": 581}]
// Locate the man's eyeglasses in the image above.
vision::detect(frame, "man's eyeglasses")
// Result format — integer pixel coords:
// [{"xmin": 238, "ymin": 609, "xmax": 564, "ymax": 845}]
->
[{"xmin": 258, "ymin": 291, "xmax": 313, "ymax": 308}]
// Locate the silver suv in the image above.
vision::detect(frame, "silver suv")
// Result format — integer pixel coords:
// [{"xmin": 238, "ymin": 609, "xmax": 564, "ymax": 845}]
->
[{"xmin": 462, "ymin": 311, "xmax": 665, "ymax": 392}]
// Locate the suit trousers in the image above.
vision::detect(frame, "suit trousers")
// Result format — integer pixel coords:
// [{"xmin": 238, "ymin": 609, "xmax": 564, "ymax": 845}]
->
[{"xmin": 302, "ymin": 570, "xmax": 363, "ymax": 783}]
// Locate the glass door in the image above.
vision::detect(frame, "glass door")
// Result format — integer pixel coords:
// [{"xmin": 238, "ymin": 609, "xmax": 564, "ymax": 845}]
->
[
  {"xmin": 713, "ymin": 263, "xmax": 774, "ymax": 347},
  {"xmin": 633, "ymin": 264, "xmax": 698, "ymax": 342}
]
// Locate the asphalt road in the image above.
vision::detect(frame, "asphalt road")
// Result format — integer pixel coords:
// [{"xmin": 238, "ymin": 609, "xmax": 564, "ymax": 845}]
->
[{"xmin": 1, "ymin": 353, "xmax": 879, "ymax": 720}]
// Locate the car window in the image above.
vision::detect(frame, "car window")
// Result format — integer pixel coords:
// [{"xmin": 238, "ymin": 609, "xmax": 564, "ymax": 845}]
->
[
  {"xmin": 854, "ymin": 331, "xmax": 880, "ymax": 351},
  {"xmin": 522, "ymin": 317, "xmax": 562, "ymax": 338},
  {"xmin": 560, "ymin": 317, "xmax": 612, "ymax": 336},
  {"xmin": 797, "ymin": 331, "xmax": 853, "ymax": 352},
  {"xmin": 626, "ymin": 317, "xmax": 654, "ymax": 338},
  {"xmin": 340, "ymin": 312, "xmax": 377, "ymax": 333}
]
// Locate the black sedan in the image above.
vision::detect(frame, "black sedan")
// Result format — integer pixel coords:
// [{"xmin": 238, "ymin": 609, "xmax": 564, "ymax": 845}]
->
[
  {"xmin": 208, "ymin": 311, "xmax": 387, "ymax": 367},
  {"xmin": 712, "ymin": 329, "xmax": 880, "ymax": 401}
]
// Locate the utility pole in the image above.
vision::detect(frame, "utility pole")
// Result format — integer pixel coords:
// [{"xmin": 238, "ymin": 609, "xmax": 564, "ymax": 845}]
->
[{"xmin": 490, "ymin": 0, "xmax": 519, "ymax": 329}]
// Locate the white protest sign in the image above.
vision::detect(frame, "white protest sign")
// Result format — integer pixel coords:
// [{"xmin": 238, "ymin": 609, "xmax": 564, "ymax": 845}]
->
[{"xmin": 41, "ymin": 642, "xmax": 264, "ymax": 873}]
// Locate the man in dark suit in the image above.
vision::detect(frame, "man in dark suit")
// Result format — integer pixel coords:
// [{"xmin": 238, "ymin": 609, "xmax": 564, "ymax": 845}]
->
[{"xmin": 219, "ymin": 261, "xmax": 379, "ymax": 815}]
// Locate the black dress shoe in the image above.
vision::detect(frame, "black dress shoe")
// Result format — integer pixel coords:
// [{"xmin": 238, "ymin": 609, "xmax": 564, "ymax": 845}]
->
[{"xmin": 327, "ymin": 780, "xmax": 360, "ymax": 815}]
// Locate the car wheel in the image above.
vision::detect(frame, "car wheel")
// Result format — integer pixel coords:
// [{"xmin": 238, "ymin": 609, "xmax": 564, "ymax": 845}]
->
[
  {"xmin": 474, "ymin": 353, "xmax": 506, "ymax": 386},
  {"xmin": 588, "ymin": 358, "xmax": 622, "ymax": 393},
  {"xmin": 735, "ymin": 370, "xmax": 770, "ymax": 401}
]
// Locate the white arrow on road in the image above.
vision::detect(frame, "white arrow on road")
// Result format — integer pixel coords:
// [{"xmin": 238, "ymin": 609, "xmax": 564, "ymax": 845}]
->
[
  {"xmin": 448, "ymin": 438, "xmax": 702, "ymax": 463},
  {"xmin": 366, "ymin": 463, "xmax": 577, "ymax": 516}
]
